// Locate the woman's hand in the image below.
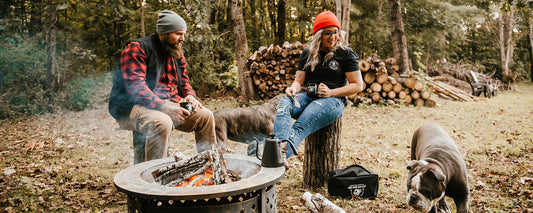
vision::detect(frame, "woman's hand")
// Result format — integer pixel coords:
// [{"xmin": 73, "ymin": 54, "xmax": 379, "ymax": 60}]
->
[
  {"xmin": 286, "ymin": 87, "xmax": 298, "ymax": 97},
  {"xmin": 318, "ymin": 83, "xmax": 333, "ymax": 97}
]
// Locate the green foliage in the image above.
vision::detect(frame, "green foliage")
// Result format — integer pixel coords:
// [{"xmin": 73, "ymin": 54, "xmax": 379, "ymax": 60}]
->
[
  {"xmin": 151, "ymin": 0, "xmax": 237, "ymax": 95},
  {"xmin": 0, "ymin": 33, "xmax": 52, "ymax": 119},
  {"xmin": 61, "ymin": 72, "xmax": 111, "ymax": 112},
  {"xmin": 219, "ymin": 64, "xmax": 241, "ymax": 91},
  {"xmin": 63, "ymin": 79, "xmax": 95, "ymax": 111},
  {"xmin": 1, "ymin": 0, "xmax": 532, "ymax": 118}
]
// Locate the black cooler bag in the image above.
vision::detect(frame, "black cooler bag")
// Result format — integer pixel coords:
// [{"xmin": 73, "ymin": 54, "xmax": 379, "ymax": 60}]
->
[{"xmin": 327, "ymin": 164, "xmax": 379, "ymax": 199}]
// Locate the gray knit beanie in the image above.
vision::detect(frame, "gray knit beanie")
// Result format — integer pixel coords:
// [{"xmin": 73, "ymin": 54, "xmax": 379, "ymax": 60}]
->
[{"xmin": 156, "ymin": 10, "xmax": 187, "ymax": 34}]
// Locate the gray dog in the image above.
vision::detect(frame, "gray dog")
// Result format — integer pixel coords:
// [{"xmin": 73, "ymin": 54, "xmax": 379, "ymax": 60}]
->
[
  {"xmin": 406, "ymin": 124, "xmax": 470, "ymax": 213},
  {"xmin": 213, "ymin": 94, "xmax": 284, "ymax": 156}
]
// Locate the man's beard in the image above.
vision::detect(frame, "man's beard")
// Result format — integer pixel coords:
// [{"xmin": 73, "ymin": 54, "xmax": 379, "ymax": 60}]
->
[{"xmin": 162, "ymin": 36, "xmax": 183, "ymax": 59}]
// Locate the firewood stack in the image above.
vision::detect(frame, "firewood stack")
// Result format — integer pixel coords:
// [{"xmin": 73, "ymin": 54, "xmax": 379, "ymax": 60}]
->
[
  {"xmin": 348, "ymin": 54, "xmax": 437, "ymax": 107},
  {"xmin": 247, "ymin": 41, "xmax": 307, "ymax": 99},
  {"xmin": 247, "ymin": 45, "xmax": 436, "ymax": 107}
]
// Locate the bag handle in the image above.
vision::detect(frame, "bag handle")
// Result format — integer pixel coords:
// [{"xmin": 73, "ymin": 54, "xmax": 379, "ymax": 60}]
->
[
  {"xmin": 349, "ymin": 164, "xmax": 374, "ymax": 174},
  {"xmin": 330, "ymin": 164, "xmax": 374, "ymax": 177}
]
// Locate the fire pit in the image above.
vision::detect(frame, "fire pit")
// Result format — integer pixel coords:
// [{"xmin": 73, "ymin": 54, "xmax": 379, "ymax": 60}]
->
[{"xmin": 114, "ymin": 154, "xmax": 285, "ymax": 213}]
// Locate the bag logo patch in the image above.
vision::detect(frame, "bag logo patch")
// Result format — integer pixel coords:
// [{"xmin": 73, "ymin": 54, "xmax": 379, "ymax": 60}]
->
[{"xmin": 348, "ymin": 184, "xmax": 366, "ymax": 197}]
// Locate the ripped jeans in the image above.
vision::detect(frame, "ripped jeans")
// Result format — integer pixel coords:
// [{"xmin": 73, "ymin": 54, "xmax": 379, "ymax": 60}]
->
[{"xmin": 273, "ymin": 92, "xmax": 345, "ymax": 158}]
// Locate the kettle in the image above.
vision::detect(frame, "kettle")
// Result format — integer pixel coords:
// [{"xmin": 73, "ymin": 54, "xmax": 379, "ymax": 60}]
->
[{"xmin": 255, "ymin": 134, "xmax": 297, "ymax": 168}]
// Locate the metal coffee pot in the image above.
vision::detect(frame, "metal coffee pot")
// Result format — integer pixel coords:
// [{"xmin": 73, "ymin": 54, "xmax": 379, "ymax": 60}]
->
[{"xmin": 255, "ymin": 134, "xmax": 297, "ymax": 168}]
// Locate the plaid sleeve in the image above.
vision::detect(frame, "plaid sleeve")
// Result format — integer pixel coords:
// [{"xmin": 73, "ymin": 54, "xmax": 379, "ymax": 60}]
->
[
  {"xmin": 178, "ymin": 56, "xmax": 196, "ymax": 98},
  {"xmin": 120, "ymin": 42, "xmax": 165, "ymax": 109}
]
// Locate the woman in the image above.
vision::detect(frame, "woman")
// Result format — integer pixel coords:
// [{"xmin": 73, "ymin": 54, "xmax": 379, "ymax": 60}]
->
[{"xmin": 273, "ymin": 11, "xmax": 364, "ymax": 160}]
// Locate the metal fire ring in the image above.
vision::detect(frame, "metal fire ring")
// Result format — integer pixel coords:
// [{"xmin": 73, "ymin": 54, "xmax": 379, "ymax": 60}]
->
[{"xmin": 113, "ymin": 154, "xmax": 285, "ymax": 201}]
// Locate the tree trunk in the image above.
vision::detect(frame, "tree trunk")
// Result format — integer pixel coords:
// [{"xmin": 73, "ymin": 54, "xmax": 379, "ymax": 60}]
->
[
  {"xmin": 268, "ymin": 0, "xmax": 277, "ymax": 41},
  {"xmin": 140, "ymin": 0, "xmax": 145, "ymax": 37},
  {"xmin": 341, "ymin": 0, "xmax": 350, "ymax": 46},
  {"xmin": 336, "ymin": 0, "xmax": 342, "ymax": 19},
  {"xmin": 230, "ymin": 0, "xmax": 257, "ymax": 102},
  {"xmin": 528, "ymin": 20, "xmax": 533, "ymax": 82},
  {"xmin": 388, "ymin": 0, "xmax": 410, "ymax": 74},
  {"xmin": 46, "ymin": 1, "xmax": 58, "ymax": 97},
  {"xmin": 336, "ymin": 0, "xmax": 350, "ymax": 46},
  {"xmin": 378, "ymin": 0, "xmax": 383, "ymax": 19},
  {"xmin": 275, "ymin": 0, "xmax": 286, "ymax": 45},
  {"xmin": 29, "ymin": 0, "xmax": 43, "ymax": 37},
  {"xmin": 303, "ymin": 119, "xmax": 341, "ymax": 188},
  {"xmin": 498, "ymin": 7, "xmax": 516, "ymax": 85}
]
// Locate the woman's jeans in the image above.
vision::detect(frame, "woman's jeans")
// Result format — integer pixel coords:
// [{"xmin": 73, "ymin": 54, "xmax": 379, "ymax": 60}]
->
[{"xmin": 273, "ymin": 92, "xmax": 345, "ymax": 158}]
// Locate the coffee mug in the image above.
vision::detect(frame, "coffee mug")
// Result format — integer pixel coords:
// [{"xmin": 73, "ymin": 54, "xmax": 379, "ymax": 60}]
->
[
  {"xmin": 179, "ymin": 102, "xmax": 194, "ymax": 114},
  {"xmin": 307, "ymin": 83, "xmax": 318, "ymax": 97}
]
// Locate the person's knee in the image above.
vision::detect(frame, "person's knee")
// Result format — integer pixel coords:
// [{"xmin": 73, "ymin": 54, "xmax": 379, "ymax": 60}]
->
[
  {"xmin": 150, "ymin": 116, "xmax": 173, "ymax": 136},
  {"xmin": 276, "ymin": 97, "xmax": 292, "ymax": 114},
  {"xmin": 195, "ymin": 108, "xmax": 214, "ymax": 122}
]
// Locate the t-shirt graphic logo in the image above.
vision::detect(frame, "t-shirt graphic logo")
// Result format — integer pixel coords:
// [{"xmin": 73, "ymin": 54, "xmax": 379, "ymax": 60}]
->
[
  {"xmin": 348, "ymin": 184, "xmax": 366, "ymax": 197},
  {"xmin": 329, "ymin": 60, "xmax": 339, "ymax": 71}
]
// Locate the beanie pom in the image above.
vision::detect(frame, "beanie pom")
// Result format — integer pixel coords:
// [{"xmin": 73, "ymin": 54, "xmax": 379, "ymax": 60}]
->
[{"xmin": 313, "ymin": 11, "xmax": 341, "ymax": 35}]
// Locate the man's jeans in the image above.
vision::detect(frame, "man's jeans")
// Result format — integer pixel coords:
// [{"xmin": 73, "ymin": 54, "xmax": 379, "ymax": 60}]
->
[{"xmin": 273, "ymin": 92, "xmax": 344, "ymax": 158}]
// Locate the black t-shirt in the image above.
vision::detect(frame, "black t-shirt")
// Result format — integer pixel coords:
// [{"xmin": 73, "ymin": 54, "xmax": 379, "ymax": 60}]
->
[{"xmin": 297, "ymin": 47, "xmax": 360, "ymax": 90}]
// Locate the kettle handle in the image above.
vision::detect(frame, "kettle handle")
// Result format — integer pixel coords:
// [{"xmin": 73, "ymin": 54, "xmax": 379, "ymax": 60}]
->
[
  {"xmin": 253, "ymin": 137, "xmax": 261, "ymax": 160},
  {"xmin": 280, "ymin": 139, "xmax": 298, "ymax": 156}
]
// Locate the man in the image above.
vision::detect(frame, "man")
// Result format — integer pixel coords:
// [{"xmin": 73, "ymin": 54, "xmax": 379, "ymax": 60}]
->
[{"xmin": 109, "ymin": 10, "xmax": 217, "ymax": 161}]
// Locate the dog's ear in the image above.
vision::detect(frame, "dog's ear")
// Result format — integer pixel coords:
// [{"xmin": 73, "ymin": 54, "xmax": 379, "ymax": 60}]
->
[
  {"xmin": 406, "ymin": 160, "xmax": 418, "ymax": 170},
  {"xmin": 426, "ymin": 167, "xmax": 446, "ymax": 183}
]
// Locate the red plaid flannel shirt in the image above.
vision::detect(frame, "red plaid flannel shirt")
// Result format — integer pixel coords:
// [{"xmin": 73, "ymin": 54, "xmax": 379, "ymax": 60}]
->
[{"xmin": 120, "ymin": 41, "xmax": 196, "ymax": 110}]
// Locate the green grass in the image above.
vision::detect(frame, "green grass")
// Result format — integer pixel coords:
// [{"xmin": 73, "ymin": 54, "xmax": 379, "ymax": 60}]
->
[{"xmin": 0, "ymin": 82, "xmax": 532, "ymax": 212}]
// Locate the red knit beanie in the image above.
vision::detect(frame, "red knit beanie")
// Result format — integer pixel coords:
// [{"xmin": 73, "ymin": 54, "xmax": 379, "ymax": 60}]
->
[{"xmin": 313, "ymin": 11, "xmax": 341, "ymax": 35}]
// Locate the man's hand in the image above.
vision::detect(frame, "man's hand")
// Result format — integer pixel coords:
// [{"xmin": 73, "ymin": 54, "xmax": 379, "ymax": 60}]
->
[
  {"xmin": 181, "ymin": 95, "xmax": 202, "ymax": 113},
  {"xmin": 160, "ymin": 103, "xmax": 189, "ymax": 122}
]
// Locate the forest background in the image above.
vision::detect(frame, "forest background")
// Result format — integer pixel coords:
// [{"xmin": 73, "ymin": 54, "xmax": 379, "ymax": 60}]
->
[{"xmin": 1, "ymin": 0, "xmax": 533, "ymax": 118}]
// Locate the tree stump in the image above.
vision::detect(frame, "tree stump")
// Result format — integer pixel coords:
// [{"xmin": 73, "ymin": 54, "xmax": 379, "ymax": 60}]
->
[{"xmin": 303, "ymin": 119, "xmax": 342, "ymax": 188}]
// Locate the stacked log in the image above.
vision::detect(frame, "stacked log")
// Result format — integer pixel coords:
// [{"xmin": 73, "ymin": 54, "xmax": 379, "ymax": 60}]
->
[
  {"xmin": 247, "ymin": 41, "xmax": 306, "ymax": 99},
  {"xmin": 349, "ymin": 55, "xmax": 436, "ymax": 107},
  {"xmin": 427, "ymin": 60, "xmax": 502, "ymax": 94},
  {"xmin": 247, "ymin": 45, "xmax": 436, "ymax": 107},
  {"xmin": 428, "ymin": 78, "xmax": 486, "ymax": 102}
]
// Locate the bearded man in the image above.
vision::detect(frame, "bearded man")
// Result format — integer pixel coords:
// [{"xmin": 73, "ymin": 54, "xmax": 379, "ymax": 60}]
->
[{"xmin": 109, "ymin": 10, "xmax": 217, "ymax": 162}]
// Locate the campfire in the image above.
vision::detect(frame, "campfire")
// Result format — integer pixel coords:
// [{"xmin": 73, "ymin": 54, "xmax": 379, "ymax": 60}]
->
[
  {"xmin": 151, "ymin": 145, "xmax": 238, "ymax": 187},
  {"xmin": 114, "ymin": 149, "xmax": 285, "ymax": 212}
]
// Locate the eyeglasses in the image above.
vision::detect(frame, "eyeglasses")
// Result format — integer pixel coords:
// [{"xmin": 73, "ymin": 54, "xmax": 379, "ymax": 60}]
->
[{"xmin": 323, "ymin": 30, "xmax": 338, "ymax": 38}]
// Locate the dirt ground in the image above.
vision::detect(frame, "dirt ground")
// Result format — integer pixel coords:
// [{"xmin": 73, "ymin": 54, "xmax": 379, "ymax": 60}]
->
[{"xmin": 1, "ymin": 83, "xmax": 532, "ymax": 212}]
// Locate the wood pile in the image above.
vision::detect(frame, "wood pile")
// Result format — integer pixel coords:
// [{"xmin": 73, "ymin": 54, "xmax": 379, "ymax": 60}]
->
[
  {"xmin": 348, "ymin": 54, "xmax": 437, "ymax": 107},
  {"xmin": 427, "ymin": 60, "xmax": 502, "ymax": 95},
  {"xmin": 247, "ymin": 41, "xmax": 306, "ymax": 99},
  {"xmin": 247, "ymin": 41, "xmax": 502, "ymax": 105},
  {"xmin": 428, "ymin": 78, "xmax": 485, "ymax": 101}
]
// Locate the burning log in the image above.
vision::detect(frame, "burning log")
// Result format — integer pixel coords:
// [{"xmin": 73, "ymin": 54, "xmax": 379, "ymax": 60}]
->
[{"xmin": 151, "ymin": 145, "xmax": 232, "ymax": 187}]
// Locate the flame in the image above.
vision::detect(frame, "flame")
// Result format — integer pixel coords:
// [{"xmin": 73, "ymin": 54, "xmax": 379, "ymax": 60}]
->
[{"xmin": 176, "ymin": 168, "xmax": 214, "ymax": 187}]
